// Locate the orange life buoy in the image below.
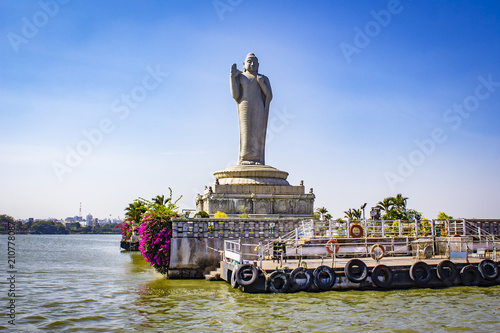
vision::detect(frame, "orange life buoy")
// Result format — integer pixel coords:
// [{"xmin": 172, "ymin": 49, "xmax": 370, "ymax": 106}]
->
[
  {"xmin": 349, "ymin": 224, "xmax": 363, "ymax": 238},
  {"xmin": 370, "ymin": 244, "xmax": 385, "ymax": 260},
  {"xmin": 326, "ymin": 239, "xmax": 340, "ymax": 254}
]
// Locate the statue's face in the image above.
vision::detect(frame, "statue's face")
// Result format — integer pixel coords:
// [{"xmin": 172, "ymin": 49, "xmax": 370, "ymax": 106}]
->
[{"xmin": 243, "ymin": 56, "xmax": 259, "ymax": 73}]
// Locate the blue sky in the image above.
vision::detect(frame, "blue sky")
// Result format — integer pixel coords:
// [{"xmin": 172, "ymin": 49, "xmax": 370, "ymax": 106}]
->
[{"xmin": 1, "ymin": 0, "xmax": 499, "ymax": 220}]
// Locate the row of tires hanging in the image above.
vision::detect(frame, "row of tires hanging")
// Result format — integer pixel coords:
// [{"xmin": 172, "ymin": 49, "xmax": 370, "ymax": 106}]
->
[{"xmin": 230, "ymin": 259, "xmax": 500, "ymax": 293}]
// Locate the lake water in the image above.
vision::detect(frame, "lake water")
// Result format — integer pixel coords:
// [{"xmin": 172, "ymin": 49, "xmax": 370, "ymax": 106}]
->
[{"xmin": 1, "ymin": 234, "xmax": 499, "ymax": 332}]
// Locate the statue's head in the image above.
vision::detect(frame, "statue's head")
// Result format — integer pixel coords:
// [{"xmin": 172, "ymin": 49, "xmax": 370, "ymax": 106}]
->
[{"xmin": 243, "ymin": 53, "xmax": 259, "ymax": 73}]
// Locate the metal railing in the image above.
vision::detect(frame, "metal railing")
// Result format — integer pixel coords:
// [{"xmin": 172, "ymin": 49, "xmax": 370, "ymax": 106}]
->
[
  {"xmin": 225, "ymin": 235, "xmax": 499, "ymax": 270},
  {"xmin": 224, "ymin": 239, "xmax": 264, "ymax": 266},
  {"xmin": 261, "ymin": 219, "xmax": 499, "ymax": 259},
  {"xmin": 223, "ymin": 219, "xmax": 499, "ymax": 268}
]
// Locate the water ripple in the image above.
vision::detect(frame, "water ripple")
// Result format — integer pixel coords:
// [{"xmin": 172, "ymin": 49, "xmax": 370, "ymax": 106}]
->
[{"xmin": 1, "ymin": 235, "xmax": 499, "ymax": 332}]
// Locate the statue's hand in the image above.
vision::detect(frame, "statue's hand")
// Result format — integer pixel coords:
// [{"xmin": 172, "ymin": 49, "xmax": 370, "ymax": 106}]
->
[{"xmin": 230, "ymin": 63, "xmax": 241, "ymax": 77}]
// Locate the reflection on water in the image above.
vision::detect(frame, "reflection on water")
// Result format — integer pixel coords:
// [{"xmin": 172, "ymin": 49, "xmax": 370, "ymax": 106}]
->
[
  {"xmin": 0, "ymin": 234, "xmax": 499, "ymax": 332},
  {"xmin": 135, "ymin": 278, "xmax": 500, "ymax": 332}
]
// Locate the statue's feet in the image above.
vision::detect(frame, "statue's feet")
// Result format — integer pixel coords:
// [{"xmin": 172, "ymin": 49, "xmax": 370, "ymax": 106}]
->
[{"xmin": 240, "ymin": 160, "xmax": 265, "ymax": 165}]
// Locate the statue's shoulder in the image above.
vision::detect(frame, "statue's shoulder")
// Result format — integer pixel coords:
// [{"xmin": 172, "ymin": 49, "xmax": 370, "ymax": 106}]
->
[{"xmin": 256, "ymin": 73, "xmax": 270, "ymax": 82}]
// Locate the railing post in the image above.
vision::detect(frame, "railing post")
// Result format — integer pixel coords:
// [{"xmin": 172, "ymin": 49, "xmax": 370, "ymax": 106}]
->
[
  {"xmin": 381, "ymin": 219, "xmax": 385, "ymax": 238},
  {"xmin": 259, "ymin": 241, "xmax": 263, "ymax": 268},
  {"xmin": 347, "ymin": 220, "xmax": 351, "ymax": 239},
  {"xmin": 238, "ymin": 238, "xmax": 242, "ymax": 262},
  {"xmin": 398, "ymin": 220, "xmax": 402, "ymax": 237},
  {"xmin": 462, "ymin": 219, "xmax": 467, "ymax": 236},
  {"xmin": 295, "ymin": 228, "xmax": 298, "ymax": 247},
  {"xmin": 446, "ymin": 219, "xmax": 450, "ymax": 236},
  {"xmin": 431, "ymin": 219, "xmax": 435, "ymax": 237},
  {"xmin": 414, "ymin": 218, "xmax": 418, "ymax": 237},
  {"xmin": 329, "ymin": 219, "xmax": 332, "ymax": 238},
  {"xmin": 364, "ymin": 219, "xmax": 368, "ymax": 238}
]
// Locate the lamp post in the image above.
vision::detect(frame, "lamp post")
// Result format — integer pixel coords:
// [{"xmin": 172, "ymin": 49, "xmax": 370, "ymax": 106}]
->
[{"xmin": 361, "ymin": 203, "xmax": 367, "ymax": 221}]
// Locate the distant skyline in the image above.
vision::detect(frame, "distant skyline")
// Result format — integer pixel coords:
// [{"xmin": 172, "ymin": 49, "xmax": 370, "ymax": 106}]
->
[{"xmin": 1, "ymin": 1, "xmax": 500, "ymax": 220}]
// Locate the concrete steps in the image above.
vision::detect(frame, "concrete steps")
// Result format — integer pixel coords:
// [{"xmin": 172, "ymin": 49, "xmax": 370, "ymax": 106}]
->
[{"xmin": 204, "ymin": 268, "xmax": 222, "ymax": 281}]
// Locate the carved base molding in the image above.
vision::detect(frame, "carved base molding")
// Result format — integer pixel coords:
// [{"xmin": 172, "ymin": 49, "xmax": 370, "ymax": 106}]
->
[{"xmin": 196, "ymin": 165, "xmax": 315, "ymax": 216}]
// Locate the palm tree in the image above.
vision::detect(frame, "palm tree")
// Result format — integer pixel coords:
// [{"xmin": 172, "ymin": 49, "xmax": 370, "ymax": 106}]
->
[
  {"xmin": 153, "ymin": 194, "xmax": 170, "ymax": 207},
  {"xmin": 376, "ymin": 198, "xmax": 393, "ymax": 216},
  {"xmin": 125, "ymin": 201, "xmax": 147, "ymax": 224},
  {"xmin": 392, "ymin": 193, "xmax": 408, "ymax": 212},
  {"xmin": 315, "ymin": 207, "xmax": 328, "ymax": 220},
  {"xmin": 344, "ymin": 208, "xmax": 361, "ymax": 221}
]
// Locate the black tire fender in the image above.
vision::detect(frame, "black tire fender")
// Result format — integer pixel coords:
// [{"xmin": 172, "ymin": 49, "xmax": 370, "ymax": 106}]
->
[
  {"xmin": 266, "ymin": 271, "xmax": 290, "ymax": 293},
  {"xmin": 235, "ymin": 264, "xmax": 258, "ymax": 286},
  {"xmin": 230, "ymin": 266, "xmax": 239, "ymax": 289},
  {"xmin": 313, "ymin": 265, "xmax": 336, "ymax": 290},
  {"xmin": 371, "ymin": 264, "xmax": 393, "ymax": 288},
  {"xmin": 290, "ymin": 267, "xmax": 313, "ymax": 292},
  {"xmin": 409, "ymin": 261, "xmax": 432, "ymax": 286},
  {"xmin": 460, "ymin": 264, "xmax": 481, "ymax": 286},
  {"xmin": 437, "ymin": 260, "xmax": 458, "ymax": 284},
  {"xmin": 478, "ymin": 259, "xmax": 499, "ymax": 281},
  {"xmin": 345, "ymin": 259, "xmax": 368, "ymax": 283}
]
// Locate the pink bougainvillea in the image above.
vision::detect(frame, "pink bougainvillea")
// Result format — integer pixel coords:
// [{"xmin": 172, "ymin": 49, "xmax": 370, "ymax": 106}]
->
[
  {"xmin": 117, "ymin": 221, "xmax": 134, "ymax": 240},
  {"xmin": 137, "ymin": 212, "xmax": 177, "ymax": 275}
]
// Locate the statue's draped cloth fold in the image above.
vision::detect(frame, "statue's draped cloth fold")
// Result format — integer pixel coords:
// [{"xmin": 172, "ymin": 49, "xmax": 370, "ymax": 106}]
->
[{"xmin": 237, "ymin": 74, "xmax": 269, "ymax": 165}]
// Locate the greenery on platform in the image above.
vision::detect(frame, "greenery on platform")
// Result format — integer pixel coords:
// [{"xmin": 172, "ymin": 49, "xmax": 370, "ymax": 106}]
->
[
  {"xmin": 437, "ymin": 211, "xmax": 453, "ymax": 220},
  {"xmin": 121, "ymin": 189, "xmax": 182, "ymax": 275},
  {"xmin": 214, "ymin": 211, "xmax": 228, "ymax": 218},
  {"xmin": 237, "ymin": 205, "xmax": 249, "ymax": 218},
  {"xmin": 334, "ymin": 193, "xmax": 433, "ymax": 222},
  {"xmin": 194, "ymin": 211, "xmax": 210, "ymax": 218},
  {"xmin": 314, "ymin": 207, "xmax": 332, "ymax": 221},
  {"xmin": 343, "ymin": 208, "xmax": 362, "ymax": 220}
]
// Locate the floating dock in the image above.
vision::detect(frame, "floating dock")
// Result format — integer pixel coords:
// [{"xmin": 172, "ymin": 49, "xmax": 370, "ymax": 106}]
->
[
  {"xmin": 213, "ymin": 219, "xmax": 500, "ymax": 293},
  {"xmin": 220, "ymin": 256, "xmax": 500, "ymax": 293}
]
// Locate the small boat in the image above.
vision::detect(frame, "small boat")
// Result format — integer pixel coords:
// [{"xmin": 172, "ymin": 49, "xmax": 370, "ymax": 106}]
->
[
  {"xmin": 120, "ymin": 238, "xmax": 139, "ymax": 251},
  {"xmin": 120, "ymin": 227, "xmax": 140, "ymax": 251}
]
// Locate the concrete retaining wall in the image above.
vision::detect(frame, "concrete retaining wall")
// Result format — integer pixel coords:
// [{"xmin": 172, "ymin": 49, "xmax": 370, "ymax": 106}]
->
[{"xmin": 167, "ymin": 218, "xmax": 301, "ymax": 279}]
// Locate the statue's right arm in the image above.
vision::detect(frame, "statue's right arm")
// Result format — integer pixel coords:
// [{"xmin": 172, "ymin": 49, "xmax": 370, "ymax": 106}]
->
[{"xmin": 230, "ymin": 63, "xmax": 241, "ymax": 100}]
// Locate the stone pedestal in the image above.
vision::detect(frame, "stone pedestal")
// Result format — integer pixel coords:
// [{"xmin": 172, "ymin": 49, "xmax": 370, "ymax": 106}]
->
[{"xmin": 196, "ymin": 165, "xmax": 314, "ymax": 217}]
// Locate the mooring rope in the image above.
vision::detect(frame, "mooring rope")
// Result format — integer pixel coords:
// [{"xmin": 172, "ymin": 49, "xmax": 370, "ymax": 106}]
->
[{"xmin": 200, "ymin": 239, "xmax": 224, "ymax": 254}]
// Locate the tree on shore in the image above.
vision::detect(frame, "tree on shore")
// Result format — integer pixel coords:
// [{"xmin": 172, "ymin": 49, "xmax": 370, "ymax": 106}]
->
[
  {"xmin": 125, "ymin": 200, "xmax": 147, "ymax": 224},
  {"xmin": 0, "ymin": 215, "xmax": 14, "ymax": 232},
  {"xmin": 344, "ymin": 208, "xmax": 361, "ymax": 221},
  {"xmin": 315, "ymin": 207, "xmax": 328, "ymax": 220},
  {"xmin": 376, "ymin": 198, "xmax": 393, "ymax": 216},
  {"xmin": 375, "ymin": 194, "xmax": 419, "ymax": 220},
  {"xmin": 30, "ymin": 220, "xmax": 69, "ymax": 234}
]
